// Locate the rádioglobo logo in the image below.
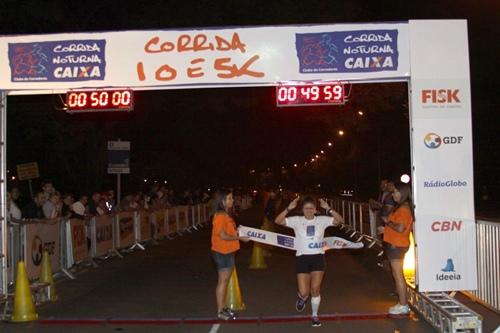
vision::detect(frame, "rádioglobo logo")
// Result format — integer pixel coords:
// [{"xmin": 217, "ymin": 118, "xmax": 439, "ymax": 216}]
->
[
  {"xmin": 423, "ymin": 179, "xmax": 467, "ymax": 188},
  {"xmin": 436, "ymin": 258, "xmax": 461, "ymax": 281},
  {"xmin": 424, "ymin": 133, "xmax": 463, "ymax": 149}
]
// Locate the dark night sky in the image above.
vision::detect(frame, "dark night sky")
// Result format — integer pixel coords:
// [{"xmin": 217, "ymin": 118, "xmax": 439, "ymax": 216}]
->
[{"xmin": 1, "ymin": 0, "xmax": 498, "ymax": 207}]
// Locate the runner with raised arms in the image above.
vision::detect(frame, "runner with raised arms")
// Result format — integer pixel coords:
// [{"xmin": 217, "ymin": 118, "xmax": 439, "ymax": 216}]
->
[{"xmin": 275, "ymin": 196, "xmax": 344, "ymax": 327}]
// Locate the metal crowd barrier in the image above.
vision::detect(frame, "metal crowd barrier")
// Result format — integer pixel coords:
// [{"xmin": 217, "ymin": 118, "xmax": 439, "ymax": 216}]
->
[
  {"xmin": 5, "ymin": 203, "xmax": 216, "ymax": 285},
  {"xmin": 463, "ymin": 219, "xmax": 500, "ymax": 314},
  {"xmin": 331, "ymin": 198, "xmax": 500, "ymax": 315}
]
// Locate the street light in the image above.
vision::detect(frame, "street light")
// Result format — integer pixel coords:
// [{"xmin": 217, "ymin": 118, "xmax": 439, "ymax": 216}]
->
[
  {"xmin": 328, "ymin": 142, "xmax": 333, "ymax": 147},
  {"xmin": 293, "ymin": 163, "xmax": 298, "ymax": 167},
  {"xmin": 338, "ymin": 130, "xmax": 345, "ymax": 136},
  {"xmin": 320, "ymin": 150, "xmax": 324, "ymax": 154},
  {"xmin": 315, "ymin": 154, "xmax": 319, "ymax": 158},
  {"xmin": 358, "ymin": 110, "xmax": 364, "ymax": 116}
]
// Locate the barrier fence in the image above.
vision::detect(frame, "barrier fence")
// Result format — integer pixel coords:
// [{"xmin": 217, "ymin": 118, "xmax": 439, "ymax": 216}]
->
[
  {"xmin": 330, "ymin": 198, "xmax": 500, "ymax": 314},
  {"xmin": 5, "ymin": 203, "xmax": 216, "ymax": 286}
]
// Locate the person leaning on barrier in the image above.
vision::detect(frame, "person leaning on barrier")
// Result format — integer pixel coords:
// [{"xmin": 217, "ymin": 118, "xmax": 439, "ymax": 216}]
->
[
  {"xmin": 43, "ymin": 191, "xmax": 63, "ymax": 219},
  {"xmin": 382, "ymin": 182, "xmax": 414, "ymax": 315},
  {"xmin": 22, "ymin": 191, "xmax": 46, "ymax": 220},
  {"xmin": 211, "ymin": 188, "xmax": 249, "ymax": 321}
]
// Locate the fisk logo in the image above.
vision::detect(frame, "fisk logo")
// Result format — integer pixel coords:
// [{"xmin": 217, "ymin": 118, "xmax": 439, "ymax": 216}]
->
[
  {"xmin": 424, "ymin": 133, "xmax": 463, "ymax": 149},
  {"xmin": 431, "ymin": 220, "xmax": 462, "ymax": 232},
  {"xmin": 422, "ymin": 89, "xmax": 460, "ymax": 104}
]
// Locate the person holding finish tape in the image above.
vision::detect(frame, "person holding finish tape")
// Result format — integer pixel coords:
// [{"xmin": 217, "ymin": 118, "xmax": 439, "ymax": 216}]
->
[{"xmin": 275, "ymin": 196, "xmax": 343, "ymax": 327}]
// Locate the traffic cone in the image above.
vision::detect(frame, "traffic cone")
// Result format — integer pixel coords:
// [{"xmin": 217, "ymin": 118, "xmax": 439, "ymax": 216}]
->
[
  {"xmin": 40, "ymin": 251, "xmax": 57, "ymax": 301},
  {"xmin": 11, "ymin": 261, "xmax": 38, "ymax": 322},
  {"xmin": 249, "ymin": 243, "xmax": 267, "ymax": 269},
  {"xmin": 225, "ymin": 267, "xmax": 246, "ymax": 311}
]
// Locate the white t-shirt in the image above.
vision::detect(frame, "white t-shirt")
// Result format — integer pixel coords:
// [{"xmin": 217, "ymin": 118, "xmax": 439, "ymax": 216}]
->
[{"xmin": 285, "ymin": 215, "xmax": 334, "ymax": 256}]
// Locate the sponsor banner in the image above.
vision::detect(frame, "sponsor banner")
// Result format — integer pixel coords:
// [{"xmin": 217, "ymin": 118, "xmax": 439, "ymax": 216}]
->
[
  {"xmin": 238, "ymin": 226, "xmax": 363, "ymax": 251},
  {"xmin": 94, "ymin": 215, "xmax": 114, "ymax": 257},
  {"xmin": 167, "ymin": 208, "xmax": 177, "ymax": 232},
  {"xmin": 296, "ymin": 29, "xmax": 399, "ymax": 74},
  {"xmin": 154, "ymin": 210, "xmax": 166, "ymax": 239},
  {"xmin": 117, "ymin": 212, "xmax": 135, "ymax": 248},
  {"xmin": 70, "ymin": 219, "xmax": 88, "ymax": 262},
  {"xmin": 177, "ymin": 206, "xmax": 189, "ymax": 230},
  {"xmin": 139, "ymin": 211, "xmax": 152, "ymax": 242},
  {"xmin": 409, "ymin": 20, "xmax": 476, "ymax": 291},
  {"xmin": 0, "ymin": 23, "xmax": 409, "ymax": 91},
  {"xmin": 24, "ymin": 222, "xmax": 60, "ymax": 280},
  {"xmin": 8, "ymin": 39, "xmax": 106, "ymax": 82}
]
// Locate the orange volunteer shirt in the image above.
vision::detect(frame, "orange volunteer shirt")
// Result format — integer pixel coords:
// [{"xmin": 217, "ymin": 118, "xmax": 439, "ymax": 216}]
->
[
  {"xmin": 211, "ymin": 212, "xmax": 240, "ymax": 254},
  {"xmin": 383, "ymin": 206, "xmax": 413, "ymax": 247}
]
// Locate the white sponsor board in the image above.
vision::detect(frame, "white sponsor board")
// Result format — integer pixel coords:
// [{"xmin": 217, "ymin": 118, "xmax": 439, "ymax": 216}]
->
[
  {"xmin": 24, "ymin": 222, "xmax": 60, "ymax": 280},
  {"xmin": 409, "ymin": 20, "xmax": 477, "ymax": 291},
  {"xmin": 238, "ymin": 226, "xmax": 363, "ymax": 251},
  {"xmin": 0, "ymin": 23, "xmax": 409, "ymax": 92}
]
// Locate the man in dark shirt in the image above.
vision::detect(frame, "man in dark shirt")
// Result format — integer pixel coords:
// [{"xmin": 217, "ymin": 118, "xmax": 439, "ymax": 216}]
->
[{"xmin": 22, "ymin": 192, "xmax": 46, "ymax": 220}]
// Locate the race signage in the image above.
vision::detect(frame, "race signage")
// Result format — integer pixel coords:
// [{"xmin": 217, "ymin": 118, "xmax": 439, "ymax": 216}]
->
[
  {"xmin": 409, "ymin": 20, "xmax": 477, "ymax": 291},
  {"xmin": 16, "ymin": 162, "xmax": 39, "ymax": 181},
  {"xmin": 0, "ymin": 23, "xmax": 409, "ymax": 92},
  {"xmin": 238, "ymin": 226, "xmax": 363, "ymax": 251},
  {"xmin": 24, "ymin": 222, "xmax": 60, "ymax": 280},
  {"xmin": 107, "ymin": 141, "xmax": 130, "ymax": 174}
]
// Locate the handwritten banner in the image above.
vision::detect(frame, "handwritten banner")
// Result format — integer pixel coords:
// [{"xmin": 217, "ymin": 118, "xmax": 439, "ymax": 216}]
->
[
  {"xmin": 0, "ymin": 23, "xmax": 409, "ymax": 91},
  {"xmin": 70, "ymin": 219, "xmax": 88, "ymax": 262},
  {"xmin": 94, "ymin": 215, "xmax": 114, "ymax": 257}
]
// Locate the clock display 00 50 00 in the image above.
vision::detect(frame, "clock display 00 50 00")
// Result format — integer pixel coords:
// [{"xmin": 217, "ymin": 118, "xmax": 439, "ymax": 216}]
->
[{"xmin": 66, "ymin": 89, "xmax": 134, "ymax": 113}]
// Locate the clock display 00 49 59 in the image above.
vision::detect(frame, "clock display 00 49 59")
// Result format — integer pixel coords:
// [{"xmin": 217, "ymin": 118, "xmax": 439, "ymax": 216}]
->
[
  {"xmin": 276, "ymin": 83, "xmax": 345, "ymax": 107},
  {"xmin": 66, "ymin": 89, "xmax": 134, "ymax": 113}
]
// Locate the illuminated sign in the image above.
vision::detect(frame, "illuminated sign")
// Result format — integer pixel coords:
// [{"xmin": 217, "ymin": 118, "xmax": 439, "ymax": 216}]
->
[
  {"xmin": 66, "ymin": 89, "xmax": 134, "ymax": 113},
  {"xmin": 276, "ymin": 83, "xmax": 345, "ymax": 107}
]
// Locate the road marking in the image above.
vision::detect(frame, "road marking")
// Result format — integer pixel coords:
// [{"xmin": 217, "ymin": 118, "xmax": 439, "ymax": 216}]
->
[{"xmin": 208, "ymin": 323, "xmax": 221, "ymax": 333}]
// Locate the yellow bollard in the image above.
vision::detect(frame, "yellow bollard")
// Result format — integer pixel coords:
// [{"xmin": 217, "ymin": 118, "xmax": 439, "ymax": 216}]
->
[
  {"xmin": 40, "ymin": 251, "xmax": 58, "ymax": 301},
  {"xmin": 11, "ymin": 261, "xmax": 38, "ymax": 322},
  {"xmin": 225, "ymin": 267, "xmax": 246, "ymax": 311},
  {"xmin": 249, "ymin": 243, "xmax": 267, "ymax": 269}
]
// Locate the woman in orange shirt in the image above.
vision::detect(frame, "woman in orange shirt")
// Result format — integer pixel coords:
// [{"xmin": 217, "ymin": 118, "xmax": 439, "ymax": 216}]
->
[
  {"xmin": 382, "ymin": 183, "xmax": 414, "ymax": 315},
  {"xmin": 211, "ymin": 189, "xmax": 248, "ymax": 320}
]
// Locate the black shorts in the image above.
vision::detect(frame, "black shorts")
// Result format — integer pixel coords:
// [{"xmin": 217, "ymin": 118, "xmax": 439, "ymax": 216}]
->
[
  {"xmin": 384, "ymin": 242, "xmax": 409, "ymax": 260},
  {"xmin": 296, "ymin": 254, "xmax": 326, "ymax": 274}
]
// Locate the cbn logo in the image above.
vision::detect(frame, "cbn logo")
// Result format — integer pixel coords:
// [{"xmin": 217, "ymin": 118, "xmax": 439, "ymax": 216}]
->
[{"xmin": 424, "ymin": 133, "xmax": 463, "ymax": 149}]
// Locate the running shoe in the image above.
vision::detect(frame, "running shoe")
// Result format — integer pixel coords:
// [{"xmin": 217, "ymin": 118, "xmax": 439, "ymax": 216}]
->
[
  {"xmin": 388, "ymin": 303, "xmax": 410, "ymax": 315},
  {"xmin": 223, "ymin": 307, "xmax": 237, "ymax": 318},
  {"xmin": 311, "ymin": 316, "xmax": 322, "ymax": 327},
  {"xmin": 295, "ymin": 293, "xmax": 308, "ymax": 312},
  {"xmin": 217, "ymin": 308, "xmax": 236, "ymax": 321}
]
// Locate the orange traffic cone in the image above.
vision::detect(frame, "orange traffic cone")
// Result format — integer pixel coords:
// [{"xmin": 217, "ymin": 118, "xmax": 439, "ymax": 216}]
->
[
  {"xmin": 225, "ymin": 267, "xmax": 246, "ymax": 311},
  {"xmin": 11, "ymin": 261, "xmax": 38, "ymax": 322},
  {"xmin": 249, "ymin": 243, "xmax": 267, "ymax": 269},
  {"xmin": 40, "ymin": 251, "xmax": 57, "ymax": 301}
]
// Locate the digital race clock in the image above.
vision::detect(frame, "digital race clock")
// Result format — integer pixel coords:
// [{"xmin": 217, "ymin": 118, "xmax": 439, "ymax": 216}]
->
[
  {"xmin": 66, "ymin": 89, "xmax": 134, "ymax": 113},
  {"xmin": 276, "ymin": 83, "xmax": 345, "ymax": 107}
]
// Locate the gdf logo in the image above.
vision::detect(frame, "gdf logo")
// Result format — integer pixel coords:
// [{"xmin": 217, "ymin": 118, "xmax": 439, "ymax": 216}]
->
[
  {"xmin": 31, "ymin": 235, "xmax": 43, "ymax": 266},
  {"xmin": 424, "ymin": 133, "xmax": 463, "ymax": 149},
  {"xmin": 421, "ymin": 89, "xmax": 460, "ymax": 104}
]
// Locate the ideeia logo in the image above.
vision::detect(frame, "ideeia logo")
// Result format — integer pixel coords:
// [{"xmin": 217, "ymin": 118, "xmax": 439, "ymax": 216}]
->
[{"xmin": 436, "ymin": 258, "xmax": 461, "ymax": 281}]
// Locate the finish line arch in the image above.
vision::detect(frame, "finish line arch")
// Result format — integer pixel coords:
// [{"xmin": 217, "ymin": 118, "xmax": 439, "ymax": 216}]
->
[{"xmin": 0, "ymin": 20, "xmax": 476, "ymax": 296}]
